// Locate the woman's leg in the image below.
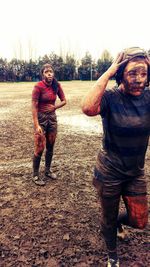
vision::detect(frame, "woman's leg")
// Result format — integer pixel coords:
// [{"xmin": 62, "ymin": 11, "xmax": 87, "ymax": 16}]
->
[
  {"xmin": 100, "ymin": 195, "xmax": 120, "ymax": 253},
  {"xmin": 118, "ymin": 176, "xmax": 148, "ymax": 229},
  {"xmin": 45, "ymin": 132, "xmax": 57, "ymax": 178},
  {"xmin": 93, "ymin": 178, "xmax": 121, "ymax": 261},
  {"xmin": 119, "ymin": 194, "xmax": 148, "ymax": 229},
  {"xmin": 32, "ymin": 132, "xmax": 46, "ymax": 184}
]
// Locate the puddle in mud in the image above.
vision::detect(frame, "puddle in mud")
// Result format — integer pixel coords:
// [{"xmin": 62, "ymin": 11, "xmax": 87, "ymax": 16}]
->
[{"xmin": 58, "ymin": 114, "xmax": 103, "ymax": 135}]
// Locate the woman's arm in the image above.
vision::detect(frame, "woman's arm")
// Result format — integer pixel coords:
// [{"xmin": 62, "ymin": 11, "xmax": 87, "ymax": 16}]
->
[
  {"xmin": 81, "ymin": 53, "xmax": 127, "ymax": 116},
  {"xmin": 54, "ymin": 84, "xmax": 67, "ymax": 110},
  {"xmin": 55, "ymin": 99, "xmax": 66, "ymax": 110},
  {"xmin": 32, "ymin": 100, "xmax": 43, "ymax": 133},
  {"xmin": 81, "ymin": 70, "xmax": 113, "ymax": 116}
]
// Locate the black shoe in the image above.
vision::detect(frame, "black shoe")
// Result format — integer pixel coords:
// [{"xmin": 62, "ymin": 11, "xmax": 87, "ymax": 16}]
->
[
  {"xmin": 45, "ymin": 171, "xmax": 57, "ymax": 180},
  {"xmin": 32, "ymin": 176, "xmax": 46, "ymax": 186}
]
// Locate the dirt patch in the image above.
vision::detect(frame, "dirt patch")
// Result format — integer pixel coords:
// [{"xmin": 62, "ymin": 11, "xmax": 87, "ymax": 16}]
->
[{"xmin": 0, "ymin": 81, "xmax": 149, "ymax": 267}]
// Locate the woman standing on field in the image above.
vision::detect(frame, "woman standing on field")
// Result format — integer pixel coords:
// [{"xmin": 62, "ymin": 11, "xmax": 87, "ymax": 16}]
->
[
  {"xmin": 32, "ymin": 63, "xmax": 66, "ymax": 186},
  {"xmin": 82, "ymin": 47, "xmax": 150, "ymax": 267}
]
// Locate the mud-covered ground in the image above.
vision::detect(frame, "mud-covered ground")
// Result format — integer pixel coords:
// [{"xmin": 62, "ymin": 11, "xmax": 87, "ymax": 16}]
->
[{"xmin": 0, "ymin": 81, "xmax": 149, "ymax": 267}]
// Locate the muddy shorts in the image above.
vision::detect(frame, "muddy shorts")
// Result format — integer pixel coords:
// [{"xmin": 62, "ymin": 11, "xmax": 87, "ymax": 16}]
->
[
  {"xmin": 38, "ymin": 112, "xmax": 57, "ymax": 134},
  {"xmin": 93, "ymin": 175, "xmax": 148, "ymax": 235},
  {"xmin": 93, "ymin": 174, "xmax": 147, "ymax": 198}
]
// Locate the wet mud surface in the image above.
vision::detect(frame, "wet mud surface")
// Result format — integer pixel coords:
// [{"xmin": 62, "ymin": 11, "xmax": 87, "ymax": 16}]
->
[{"xmin": 0, "ymin": 81, "xmax": 149, "ymax": 266}]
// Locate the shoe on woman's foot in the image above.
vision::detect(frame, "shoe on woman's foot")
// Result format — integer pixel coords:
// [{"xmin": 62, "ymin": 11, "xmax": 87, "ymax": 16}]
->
[
  {"xmin": 45, "ymin": 171, "xmax": 57, "ymax": 180},
  {"xmin": 107, "ymin": 258, "xmax": 119, "ymax": 267},
  {"xmin": 32, "ymin": 176, "xmax": 46, "ymax": 186}
]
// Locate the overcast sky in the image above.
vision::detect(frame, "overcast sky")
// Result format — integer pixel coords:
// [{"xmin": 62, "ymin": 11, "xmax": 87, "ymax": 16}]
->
[{"xmin": 0, "ymin": 0, "xmax": 149, "ymax": 61}]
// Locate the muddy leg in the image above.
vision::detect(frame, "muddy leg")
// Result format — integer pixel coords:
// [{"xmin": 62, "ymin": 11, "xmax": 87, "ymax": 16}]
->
[
  {"xmin": 45, "ymin": 143, "xmax": 55, "ymax": 173},
  {"xmin": 118, "ymin": 195, "xmax": 148, "ymax": 229},
  {"xmin": 93, "ymin": 178, "xmax": 120, "ymax": 260},
  {"xmin": 100, "ymin": 196, "xmax": 120, "ymax": 254},
  {"xmin": 32, "ymin": 132, "xmax": 46, "ymax": 185},
  {"xmin": 33, "ymin": 153, "xmax": 42, "ymax": 177},
  {"xmin": 45, "ymin": 132, "xmax": 57, "ymax": 179}
]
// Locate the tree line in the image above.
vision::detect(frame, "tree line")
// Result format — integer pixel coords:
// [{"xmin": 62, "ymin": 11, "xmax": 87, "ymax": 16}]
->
[
  {"xmin": 0, "ymin": 50, "xmax": 114, "ymax": 82},
  {"xmin": 0, "ymin": 49, "xmax": 149, "ymax": 82}
]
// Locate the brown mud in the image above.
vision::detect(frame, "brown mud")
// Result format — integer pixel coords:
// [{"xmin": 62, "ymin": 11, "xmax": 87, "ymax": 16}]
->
[{"xmin": 0, "ymin": 81, "xmax": 149, "ymax": 267}]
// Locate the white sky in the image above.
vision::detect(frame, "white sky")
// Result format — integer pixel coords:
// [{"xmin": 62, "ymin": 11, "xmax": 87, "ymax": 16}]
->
[{"xmin": 0, "ymin": 0, "xmax": 149, "ymax": 61}]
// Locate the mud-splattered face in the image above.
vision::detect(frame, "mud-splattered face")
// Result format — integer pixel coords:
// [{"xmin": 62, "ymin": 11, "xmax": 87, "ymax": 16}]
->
[
  {"xmin": 122, "ymin": 59, "xmax": 148, "ymax": 96},
  {"xmin": 43, "ymin": 67, "xmax": 54, "ymax": 84}
]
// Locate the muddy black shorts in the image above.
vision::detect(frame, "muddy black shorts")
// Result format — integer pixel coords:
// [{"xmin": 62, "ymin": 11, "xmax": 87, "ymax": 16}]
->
[
  {"xmin": 93, "ymin": 174, "xmax": 148, "ymax": 231},
  {"xmin": 93, "ymin": 174, "xmax": 147, "ymax": 198},
  {"xmin": 38, "ymin": 112, "xmax": 57, "ymax": 134}
]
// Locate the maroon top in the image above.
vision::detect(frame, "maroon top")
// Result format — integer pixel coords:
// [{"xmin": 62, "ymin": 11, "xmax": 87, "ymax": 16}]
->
[{"xmin": 32, "ymin": 80, "xmax": 65, "ymax": 112}]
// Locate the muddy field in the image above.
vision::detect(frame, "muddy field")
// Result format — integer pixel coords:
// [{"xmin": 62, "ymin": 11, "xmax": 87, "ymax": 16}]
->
[{"xmin": 0, "ymin": 81, "xmax": 149, "ymax": 267}]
